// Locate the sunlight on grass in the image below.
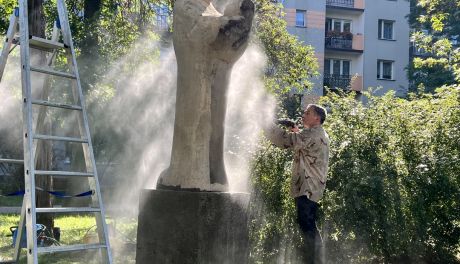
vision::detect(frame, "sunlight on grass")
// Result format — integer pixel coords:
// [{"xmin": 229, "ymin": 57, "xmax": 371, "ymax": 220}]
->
[
  {"xmin": 55, "ymin": 215, "xmax": 97, "ymax": 245},
  {"xmin": 0, "ymin": 214, "xmax": 20, "ymax": 262}
]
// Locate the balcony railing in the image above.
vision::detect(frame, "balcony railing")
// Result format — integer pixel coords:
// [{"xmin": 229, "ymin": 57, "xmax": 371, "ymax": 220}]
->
[
  {"xmin": 326, "ymin": 0, "xmax": 354, "ymax": 8},
  {"xmin": 323, "ymin": 74, "xmax": 351, "ymax": 90},
  {"xmin": 325, "ymin": 36, "xmax": 353, "ymax": 50}
]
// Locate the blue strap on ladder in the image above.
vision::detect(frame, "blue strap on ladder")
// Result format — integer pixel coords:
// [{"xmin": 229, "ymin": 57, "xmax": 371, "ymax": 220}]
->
[
  {"xmin": 0, "ymin": 188, "xmax": 93, "ymax": 198},
  {"xmin": 45, "ymin": 190, "xmax": 94, "ymax": 198},
  {"xmin": 2, "ymin": 190, "xmax": 25, "ymax": 196}
]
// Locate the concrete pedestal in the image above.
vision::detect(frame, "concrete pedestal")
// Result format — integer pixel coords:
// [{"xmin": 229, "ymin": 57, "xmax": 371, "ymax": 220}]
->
[{"xmin": 136, "ymin": 189, "xmax": 250, "ymax": 264}]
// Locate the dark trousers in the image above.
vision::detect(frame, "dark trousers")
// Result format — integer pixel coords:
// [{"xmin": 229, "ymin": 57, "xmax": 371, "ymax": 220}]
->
[{"xmin": 295, "ymin": 195, "xmax": 323, "ymax": 264}]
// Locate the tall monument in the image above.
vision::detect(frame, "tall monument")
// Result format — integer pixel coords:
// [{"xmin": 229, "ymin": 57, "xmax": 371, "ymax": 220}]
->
[
  {"xmin": 157, "ymin": 0, "xmax": 254, "ymax": 191},
  {"xmin": 137, "ymin": 0, "xmax": 255, "ymax": 263}
]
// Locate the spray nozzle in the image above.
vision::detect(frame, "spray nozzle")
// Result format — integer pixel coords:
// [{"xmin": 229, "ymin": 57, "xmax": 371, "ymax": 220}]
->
[{"xmin": 277, "ymin": 119, "xmax": 296, "ymax": 128}]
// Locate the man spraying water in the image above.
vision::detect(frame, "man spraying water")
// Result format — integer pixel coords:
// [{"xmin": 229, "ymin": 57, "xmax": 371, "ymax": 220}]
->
[{"xmin": 265, "ymin": 104, "xmax": 330, "ymax": 264}]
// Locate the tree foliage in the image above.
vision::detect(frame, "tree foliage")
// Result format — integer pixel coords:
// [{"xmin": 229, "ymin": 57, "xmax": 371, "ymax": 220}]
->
[
  {"xmin": 322, "ymin": 88, "xmax": 460, "ymax": 263},
  {"xmin": 250, "ymin": 140, "xmax": 303, "ymax": 263},
  {"xmin": 254, "ymin": 0, "xmax": 318, "ymax": 96},
  {"xmin": 409, "ymin": 0, "xmax": 460, "ymax": 93},
  {"xmin": 0, "ymin": 0, "xmax": 15, "ymax": 32}
]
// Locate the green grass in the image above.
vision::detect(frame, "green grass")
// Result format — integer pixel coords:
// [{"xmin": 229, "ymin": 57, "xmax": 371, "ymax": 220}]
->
[{"xmin": 0, "ymin": 214, "xmax": 137, "ymax": 264}]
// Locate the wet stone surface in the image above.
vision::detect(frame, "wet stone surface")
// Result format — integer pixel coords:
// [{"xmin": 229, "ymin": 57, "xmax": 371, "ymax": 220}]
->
[{"xmin": 136, "ymin": 189, "xmax": 250, "ymax": 264}]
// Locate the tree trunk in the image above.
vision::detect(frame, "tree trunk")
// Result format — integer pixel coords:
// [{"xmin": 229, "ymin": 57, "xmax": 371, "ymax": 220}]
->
[
  {"xmin": 79, "ymin": 0, "xmax": 102, "ymax": 94},
  {"xmin": 28, "ymin": 0, "xmax": 55, "ymax": 232},
  {"xmin": 82, "ymin": 0, "xmax": 101, "ymax": 55}
]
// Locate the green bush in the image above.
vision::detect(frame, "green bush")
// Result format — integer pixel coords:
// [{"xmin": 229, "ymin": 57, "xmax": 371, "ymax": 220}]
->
[{"xmin": 250, "ymin": 87, "xmax": 460, "ymax": 263}]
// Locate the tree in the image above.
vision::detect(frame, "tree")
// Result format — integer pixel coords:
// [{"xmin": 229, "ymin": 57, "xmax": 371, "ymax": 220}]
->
[
  {"xmin": 254, "ymin": 0, "xmax": 318, "ymax": 96},
  {"xmin": 0, "ymin": 0, "xmax": 15, "ymax": 32},
  {"xmin": 78, "ymin": 0, "xmax": 102, "ymax": 93},
  {"xmin": 409, "ymin": 0, "xmax": 460, "ymax": 93}
]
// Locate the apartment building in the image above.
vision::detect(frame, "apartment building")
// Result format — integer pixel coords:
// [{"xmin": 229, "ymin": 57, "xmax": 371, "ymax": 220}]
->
[{"xmin": 282, "ymin": 0, "xmax": 410, "ymax": 100}]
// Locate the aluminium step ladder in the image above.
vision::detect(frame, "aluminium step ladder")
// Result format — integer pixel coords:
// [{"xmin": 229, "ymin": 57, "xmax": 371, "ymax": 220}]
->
[{"xmin": 0, "ymin": 1, "xmax": 112, "ymax": 263}]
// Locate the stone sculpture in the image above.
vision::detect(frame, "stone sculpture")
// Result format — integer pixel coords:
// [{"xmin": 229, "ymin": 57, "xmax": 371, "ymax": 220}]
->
[{"xmin": 157, "ymin": 0, "xmax": 254, "ymax": 191}]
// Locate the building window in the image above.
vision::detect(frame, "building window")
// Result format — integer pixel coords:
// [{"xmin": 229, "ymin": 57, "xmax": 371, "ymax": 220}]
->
[
  {"xmin": 378, "ymin": 19, "xmax": 395, "ymax": 40},
  {"xmin": 326, "ymin": 18, "xmax": 352, "ymax": 33},
  {"xmin": 377, "ymin": 60, "xmax": 394, "ymax": 80},
  {"xmin": 324, "ymin": 59, "xmax": 351, "ymax": 76},
  {"xmin": 296, "ymin": 10, "xmax": 306, "ymax": 27}
]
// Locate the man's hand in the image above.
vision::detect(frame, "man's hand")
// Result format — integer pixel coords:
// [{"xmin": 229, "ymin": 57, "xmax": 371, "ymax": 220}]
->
[
  {"xmin": 277, "ymin": 119, "xmax": 300, "ymax": 132},
  {"xmin": 278, "ymin": 119, "xmax": 296, "ymax": 128}
]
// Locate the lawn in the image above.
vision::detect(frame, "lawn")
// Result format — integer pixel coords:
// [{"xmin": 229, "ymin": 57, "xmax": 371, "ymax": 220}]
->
[{"xmin": 0, "ymin": 214, "xmax": 137, "ymax": 264}]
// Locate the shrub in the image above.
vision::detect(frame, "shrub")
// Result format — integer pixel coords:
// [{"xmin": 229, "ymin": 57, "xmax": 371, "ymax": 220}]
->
[{"xmin": 250, "ymin": 87, "xmax": 460, "ymax": 263}]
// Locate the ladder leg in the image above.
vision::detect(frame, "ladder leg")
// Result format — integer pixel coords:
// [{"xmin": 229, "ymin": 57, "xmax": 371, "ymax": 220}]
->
[
  {"xmin": 19, "ymin": 0, "xmax": 39, "ymax": 263},
  {"xmin": 0, "ymin": 12, "xmax": 18, "ymax": 82},
  {"xmin": 57, "ymin": 0, "xmax": 112, "ymax": 262},
  {"xmin": 13, "ymin": 201, "xmax": 27, "ymax": 262},
  {"xmin": 62, "ymin": 31, "xmax": 113, "ymax": 264}
]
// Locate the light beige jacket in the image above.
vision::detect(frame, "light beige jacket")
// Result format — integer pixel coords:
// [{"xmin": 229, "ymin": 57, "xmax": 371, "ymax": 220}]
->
[{"xmin": 265, "ymin": 124, "xmax": 330, "ymax": 202}]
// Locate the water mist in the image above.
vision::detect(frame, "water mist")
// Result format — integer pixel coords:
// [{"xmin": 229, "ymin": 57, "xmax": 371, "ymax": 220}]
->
[{"xmin": 97, "ymin": 39, "xmax": 276, "ymax": 215}]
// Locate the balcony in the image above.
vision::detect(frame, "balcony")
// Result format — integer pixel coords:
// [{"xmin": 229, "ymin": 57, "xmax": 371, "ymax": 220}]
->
[
  {"xmin": 325, "ymin": 36, "xmax": 352, "ymax": 49},
  {"xmin": 324, "ymin": 74, "xmax": 351, "ymax": 90},
  {"xmin": 326, "ymin": 0, "xmax": 364, "ymax": 10},
  {"xmin": 324, "ymin": 74, "xmax": 363, "ymax": 91},
  {"xmin": 325, "ymin": 32, "xmax": 363, "ymax": 52}
]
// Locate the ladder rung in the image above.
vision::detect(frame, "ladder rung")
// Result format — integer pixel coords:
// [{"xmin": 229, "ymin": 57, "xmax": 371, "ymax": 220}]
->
[
  {"xmin": 37, "ymin": 243, "xmax": 107, "ymax": 254},
  {"xmin": 30, "ymin": 66, "xmax": 76, "ymax": 79},
  {"xmin": 33, "ymin": 134, "xmax": 88, "ymax": 143},
  {"xmin": 36, "ymin": 207, "xmax": 101, "ymax": 213},
  {"xmin": 35, "ymin": 170, "xmax": 94, "ymax": 177},
  {"xmin": 29, "ymin": 36, "xmax": 66, "ymax": 51},
  {"xmin": 0, "ymin": 260, "xmax": 16, "ymax": 263},
  {"xmin": 32, "ymin": 99, "xmax": 82, "ymax": 111},
  {"xmin": 0, "ymin": 158, "xmax": 24, "ymax": 164}
]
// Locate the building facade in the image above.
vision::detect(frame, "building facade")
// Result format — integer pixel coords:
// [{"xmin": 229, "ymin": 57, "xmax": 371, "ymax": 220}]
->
[{"xmin": 282, "ymin": 0, "xmax": 410, "ymax": 100}]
